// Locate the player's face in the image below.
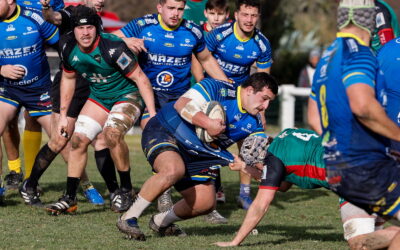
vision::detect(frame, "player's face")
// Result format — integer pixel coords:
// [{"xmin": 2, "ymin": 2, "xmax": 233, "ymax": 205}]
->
[
  {"xmin": 74, "ymin": 25, "xmax": 97, "ymax": 50},
  {"xmin": 0, "ymin": 0, "xmax": 13, "ymax": 20},
  {"xmin": 157, "ymin": 0, "xmax": 185, "ymax": 28},
  {"xmin": 244, "ymin": 86, "xmax": 275, "ymax": 116},
  {"xmin": 234, "ymin": 5, "xmax": 260, "ymax": 34},
  {"xmin": 83, "ymin": 0, "xmax": 105, "ymax": 12},
  {"xmin": 204, "ymin": 8, "xmax": 229, "ymax": 30}
]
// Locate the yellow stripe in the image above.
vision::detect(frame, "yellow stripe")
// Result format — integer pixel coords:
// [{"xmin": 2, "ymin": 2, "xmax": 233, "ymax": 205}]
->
[
  {"xmin": 29, "ymin": 109, "xmax": 52, "ymax": 114},
  {"xmin": 191, "ymin": 175, "xmax": 215, "ymax": 179},
  {"xmin": 234, "ymin": 22, "xmax": 253, "ymax": 42},
  {"xmin": 158, "ymin": 14, "xmax": 181, "ymax": 31},
  {"xmin": 147, "ymin": 142, "xmax": 178, "ymax": 157},
  {"xmin": 237, "ymin": 86, "xmax": 246, "ymax": 114},
  {"xmin": 0, "ymin": 96, "xmax": 19, "ymax": 105},
  {"xmin": 342, "ymin": 72, "xmax": 366, "ymax": 83},
  {"xmin": 197, "ymin": 83, "xmax": 211, "ymax": 101},
  {"xmin": 4, "ymin": 5, "xmax": 21, "ymax": 23},
  {"xmin": 383, "ymin": 196, "xmax": 400, "ymax": 215},
  {"xmin": 250, "ymin": 131, "xmax": 264, "ymax": 136},
  {"xmin": 257, "ymin": 60, "xmax": 272, "ymax": 65},
  {"xmin": 45, "ymin": 28, "xmax": 59, "ymax": 41},
  {"xmin": 337, "ymin": 32, "xmax": 367, "ymax": 46}
]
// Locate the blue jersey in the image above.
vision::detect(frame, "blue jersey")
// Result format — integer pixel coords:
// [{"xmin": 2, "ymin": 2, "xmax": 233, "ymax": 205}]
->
[
  {"xmin": 311, "ymin": 33, "xmax": 389, "ymax": 166},
  {"xmin": 376, "ymin": 38, "xmax": 400, "ymax": 150},
  {"xmin": 120, "ymin": 14, "xmax": 205, "ymax": 96},
  {"xmin": 206, "ymin": 22, "xmax": 272, "ymax": 86},
  {"xmin": 0, "ymin": 5, "xmax": 59, "ymax": 88},
  {"xmin": 156, "ymin": 78, "xmax": 265, "ymax": 162},
  {"xmin": 17, "ymin": 0, "xmax": 64, "ymax": 11}
]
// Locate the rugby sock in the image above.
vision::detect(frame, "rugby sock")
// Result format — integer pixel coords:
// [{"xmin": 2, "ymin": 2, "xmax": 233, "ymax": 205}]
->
[
  {"xmin": 23, "ymin": 130, "xmax": 42, "ymax": 179},
  {"xmin": 66, "ymin": 177, "xmax": 80, "ymax": 199},
  {"xmin": 118, "ymin": 169, "xmax": 133, "ymax": 192},
  {"xmin": 8, "ymin": 158, "xmax": 21, "ymax": 173},
  {"xmin": 94, "ymin": 149, "xmax": 118, "ymax": 193},
  {"xmin": 154, "ymin": 207, "xmax": 183, "ymax": 227},
  {"xmin": 122, "ymin": 194, "xmax": 151, "ymax": 220},
  {"xmin": 240, "ymin": 184, "xmax": 251, "ymax": 197},
  {"xmin": 26, "ymin": 144, "xmax": 57, "ymax": 189}
]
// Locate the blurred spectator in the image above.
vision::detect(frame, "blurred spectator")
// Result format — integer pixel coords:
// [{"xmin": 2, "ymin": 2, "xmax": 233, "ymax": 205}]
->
[{"xmin": 297, "ymin": 49, "xmax": 321, "ymax": 88}]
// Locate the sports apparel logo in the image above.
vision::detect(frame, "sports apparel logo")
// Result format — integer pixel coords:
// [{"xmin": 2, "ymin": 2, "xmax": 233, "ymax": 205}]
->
[
  {"xmin": 117, "ymin": 52, "xmax": 132, "ymax": 70},
  {"xmin": 156, "ymin": 71, "xmax": 174, "ymax": 88},
  {"xmin": 236, "ymin": 44, "xmax": 244, "ymax": 51},
  {"xmin": 6, "ymin": 25, "xmax": 15, "ymax": 32},
  {"xmin": 94, "ymin": 54, "xmax": 101, "ymax": 63},
  {"xmin": 40, "ymin": 92, "xmax": 50, "ymax": 101},
  {"xmin": 72, "ymin": 56, "xmax": 79, "ymax": 62},
  {"xmin": 109, "ymin": 48, "xmax": 116, "ymax": 57},
  {"xmin": 165, "ymin": 33, "xmax": 174, "ymax": 39}
]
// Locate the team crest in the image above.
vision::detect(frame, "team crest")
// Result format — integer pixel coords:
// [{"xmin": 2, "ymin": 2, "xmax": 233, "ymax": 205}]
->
[
  {"xmin": 117, "ymin": 52, "xmax": 132, "ymax": 70},
  {"xmin": 94, "ymin": 54, "xmax": 101, "ymax": 63}
]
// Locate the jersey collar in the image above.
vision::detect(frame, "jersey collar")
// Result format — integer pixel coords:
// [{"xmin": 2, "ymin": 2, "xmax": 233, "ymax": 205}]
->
[
  {"xmin": 234, "ymin": 22, "xmax": 253, "ymax": 42},
  {"xmin": 337, "ymin": 32, "xmax": 368, "ymax": 46},
  {"xmin": 4, "ymin": 5, "xmax": 20, "ymax": 23},
  {"xmin": 237, "ymin": 86, "xmax": 247, "ymax": 113},
  {"xmin": 158, "ymin": 14, "xmax": 182, "ymax": 31}
]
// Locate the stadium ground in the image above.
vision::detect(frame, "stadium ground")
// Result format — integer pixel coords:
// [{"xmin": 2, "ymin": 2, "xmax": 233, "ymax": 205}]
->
[{"xmin": 0, "ymin": 134, "xmax": 347, "ymax": 249}]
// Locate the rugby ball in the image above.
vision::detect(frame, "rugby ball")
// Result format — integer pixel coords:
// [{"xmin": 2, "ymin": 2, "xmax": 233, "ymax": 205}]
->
[{"xmin": 195, "ymin": 101, "xmax": 226, "ymax": 143}]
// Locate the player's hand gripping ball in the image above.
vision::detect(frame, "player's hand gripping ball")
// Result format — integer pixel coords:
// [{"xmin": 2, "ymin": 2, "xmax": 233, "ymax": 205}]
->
[{"xmin": 195, "ymin": 101, "xmax": 226, "ymax": 143}]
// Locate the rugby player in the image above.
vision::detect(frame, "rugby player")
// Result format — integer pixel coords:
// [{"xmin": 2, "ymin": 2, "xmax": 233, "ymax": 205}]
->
[
  {"xmin": 0, "ymin": 0, "xmax": 59, "ymax": 201},
  {"xmin": 45, "ymin": 5, "xmax": 155, "ymax": 215},
  {"xmin": 19, "ymin": 0, "xmax": 116, "ymax": 209},
  {"xmin": 116, "ymin": 72, "xmax": 278, "ymax": 241},
  {"xmin": 309, "ymin": 0, "xmax": 400, "ymax": 248},
  {"xmin": 215, "ymin": 129, "xmax": 400, "ymax": 249},
  {"xmin": 205, "ymin": 0, "xmax": 272, "ymax": 210},
  {"xmin": 372, "ymin": 0, "xmax": 399, "ymax": 51}
]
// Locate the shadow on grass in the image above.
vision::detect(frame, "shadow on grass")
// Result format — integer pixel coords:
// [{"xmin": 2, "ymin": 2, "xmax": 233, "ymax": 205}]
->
[{"xmin": 185, "ymin": 224, "xmax": 343, "ymax": 243}]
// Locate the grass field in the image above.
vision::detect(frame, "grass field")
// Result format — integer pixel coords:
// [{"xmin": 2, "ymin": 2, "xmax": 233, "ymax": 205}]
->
[{"xmin": 0, "ymin": 134, "xmax": 347, "ymax": 249}]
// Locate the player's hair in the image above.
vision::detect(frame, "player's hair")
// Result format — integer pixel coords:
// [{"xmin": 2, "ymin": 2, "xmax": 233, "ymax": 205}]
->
[
  {"xmin": 71, "ymin": 5, "xmax": 102, "ymax": 34},
  {"xmin": 241, "ymin": 72, "xmax": 279, "ymax": 95},
  {"xmin": 205, "ymin": 0, "xmax": 229, "ymax": 13},
  {"xmin": 159, "ymin": 0, "xmax": 187, "ymax": 4},
  {"xmin": 235, "ymin": 0, "xmax": 260, "ymax": 12}
]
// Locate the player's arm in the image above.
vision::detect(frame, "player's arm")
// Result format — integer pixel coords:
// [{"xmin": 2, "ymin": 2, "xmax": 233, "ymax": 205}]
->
[
  {"xmin": 191, "ymin": 54, "xmax": 204, "ymax": 83},
  {"xmin": 256, "ymin": 66, "xmax": 270, "ymax": 74},
  {"xmin": 195, "ymin": 47, "xmax": 229, "ymax": 82},
  {"xmin": 40, "ymin": 0, "xmax": 62, "ymax": 26},
  {"xmin": 58, "ymin": 69, "xmax": 76, "ymax": 137},
  {"xmin": 174, "ymin": 91, "xmax": 225, "ymax": 137},
  {"xmin": 113, "ymin": 30, "xmax": 147, "ymax": 54},
  {"xmin": 347, "ymin": 84, "xmax": 400, "ymax": 141},
  {"xmin": 127, "ymin": 65, "xmax": 156, "ymax": 118},
  {"xmin": 307, "ymin": 97, "xmax": 322, "ymax": 135}
]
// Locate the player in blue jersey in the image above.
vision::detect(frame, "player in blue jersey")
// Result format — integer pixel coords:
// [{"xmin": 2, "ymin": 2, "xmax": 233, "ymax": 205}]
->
[
  {"xmin": 116, "ymin": 72, "xmax": 278, "ymax": 241},
  {"xmin": 114, "ymin": 0, "xmax": 228, "ymax": 128},
  {"xmin": 376, "ymin": 38, "xmax": 400, "ymax": 152},
  {"xmin": 17, "ymin": 0, "xmax": 63, "ymax": 11},
  {"xmin": 0, "ymin": 0, "xmax": 59, "ymax": 203},
  {"xmin": 309, "ymin": 1, "xmax": 400, "ymax": 248},
  {"xmin": 205, "ymin": 0, "xmax": 272, "ymax": 210}
]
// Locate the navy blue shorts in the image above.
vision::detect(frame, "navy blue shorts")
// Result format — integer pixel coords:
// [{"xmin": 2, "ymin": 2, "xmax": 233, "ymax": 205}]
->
[
  {"xmin": 141, "ymin": 91, "xmax": 182, "ymax": 120},
  {"xmin": 326, "ymin": 157, "xmax": 400, "ymax": 217},
  {"xmin": 0, "ymin": 83, "xmax": 52, "ymax": 117},
  {"xmin": 141, "ymin": 117, "xmax": 227, "ymax": 192}
]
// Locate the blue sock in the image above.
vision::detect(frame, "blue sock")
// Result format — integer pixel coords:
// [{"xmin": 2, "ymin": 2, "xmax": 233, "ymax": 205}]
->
[{"xmin": 240, "ymin": 184, "xmax": 251, "ymax": 197}]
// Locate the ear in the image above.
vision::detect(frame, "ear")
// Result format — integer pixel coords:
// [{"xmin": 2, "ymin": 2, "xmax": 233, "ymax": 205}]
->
[
  {"xmin": 157, "ymin": 3, "xmax": 162, "ymax": 14},
  {"xmin": 234, "ymin": 11, "xmax": 238, "ymax": 21},
  {"xmin": 246, "ymin": 86, "xmax": 254, "ymax": 95},
  {"xmin": 225, "ymin": 12, "xmax": 230, "ymax": 20},
  {"xmin": 204, "ymin": 9, "xmax": 207, "ymax": 17}
]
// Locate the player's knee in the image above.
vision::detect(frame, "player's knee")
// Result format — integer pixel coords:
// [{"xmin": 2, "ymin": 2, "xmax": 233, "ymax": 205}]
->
[
  {"xmin": 70, "ymin": 134, "xmax": 89, "ymax": 151},
  {"xmin": 74, "ymin": 115, "xmax": 102, "ymax": 141},
  {"xmin": 104, "ymin": 127, "xmax": 123, "ymax": 149},
  {"xmin": 48, "ymin": 137, "xmax": 68, "ymax": 153}
]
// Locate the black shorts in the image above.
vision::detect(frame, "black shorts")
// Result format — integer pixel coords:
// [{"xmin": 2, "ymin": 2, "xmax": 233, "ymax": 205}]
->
[
  {"xmin": 51, "ymin": 71, "xmax": 90, "ymax": 118},
  {"xmin": 326, "ymin": 158, "xmax": 400, "ymax": 217},
  {"xmin": 141, "ymin": 117, "xmax": 227, "ymax": 192}
]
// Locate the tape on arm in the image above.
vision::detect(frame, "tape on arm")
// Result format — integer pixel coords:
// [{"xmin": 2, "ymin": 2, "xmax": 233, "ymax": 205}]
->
[{"xmin": 179, "ymin": 88, "xmax": 208, "ymax": 124}]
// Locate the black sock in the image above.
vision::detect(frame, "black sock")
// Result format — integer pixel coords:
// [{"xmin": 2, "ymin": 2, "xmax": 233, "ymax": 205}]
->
[
  {"xmin": 66, "ymin": 177, "xmax": 80, "ymax": 199},
  {"xmin": 118, "ymin": 169, "xmax": 132, "ymax": 192},
  {"xmin": 26, "ymin": 144, "xmax": 58, "ymax": 190},
  {"xmin": 94, "ymin": 149, "xmax": 119, "ymax": 193},
  {"xmin": 215, "ymin": 168, "xmax": 221, "ymax": 191}
]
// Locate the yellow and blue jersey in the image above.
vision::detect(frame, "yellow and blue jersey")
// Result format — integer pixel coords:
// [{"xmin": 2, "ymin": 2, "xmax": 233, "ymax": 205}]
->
[
  {"xmin": 120, "ymin": 14, "xmax": 206, "ymax": 96},
  {"xmin": 205, "ymin": 22, "xmax": 272, "ymax": 86},
  {"xmin": 156, "ymin": 78, "xmax": 265, "ymax": 160},
  {"xmin": 0, "ymin": 5, "xmax": 59, "ymax": 88},
  {"xmin": 311, "ymin": 33, "xmax": 389, "ymax": 165},
  {"xmin": 17, "ymin": 0, "xmax": 64, "ymax": 11},
  {"xmin": 376, "ymin": 38, "xmax": 400, "ymax": 151}
]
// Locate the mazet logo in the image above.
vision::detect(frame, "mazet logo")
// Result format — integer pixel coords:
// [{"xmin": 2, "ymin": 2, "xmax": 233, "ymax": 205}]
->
[{"xmin": 156, "ymin": 71, "xmax": 174, "ymax": 88}]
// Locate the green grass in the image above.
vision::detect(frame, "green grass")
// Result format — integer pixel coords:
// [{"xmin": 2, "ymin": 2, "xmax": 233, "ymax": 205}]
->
[{"xmin": 0, "ymin": 134, "xmax": 347, "ymax": 249}]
